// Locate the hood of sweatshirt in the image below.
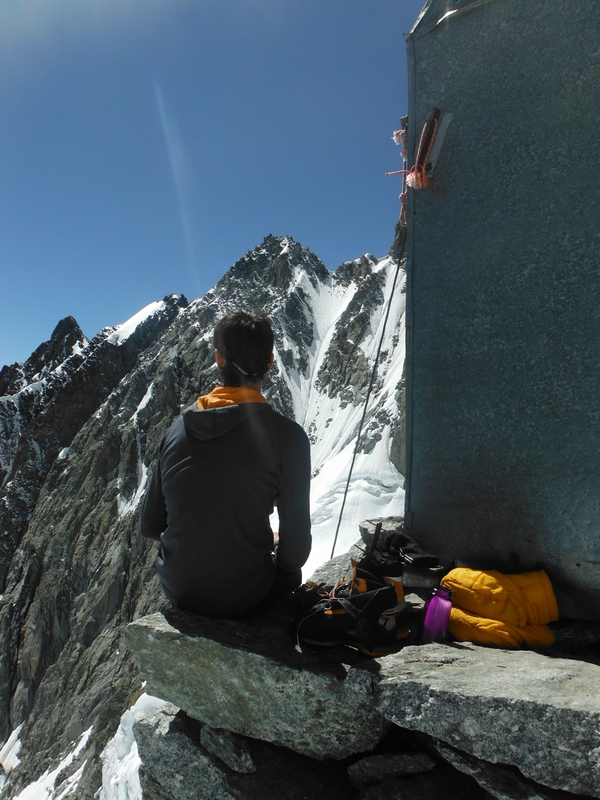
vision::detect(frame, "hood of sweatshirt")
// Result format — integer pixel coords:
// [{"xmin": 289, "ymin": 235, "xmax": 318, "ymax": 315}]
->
[
  {"xmin": 182, "ymin": 401, "xmax": 270, "ymax": 442},
  {"xmin": 195, "ymin": 386, "xmax": 268, "ymax": 409}
]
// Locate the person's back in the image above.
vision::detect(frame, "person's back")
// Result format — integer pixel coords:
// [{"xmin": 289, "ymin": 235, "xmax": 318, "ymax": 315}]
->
[{"xmin": 140, "ymin": 310, "xmax": 311, "ymax": 617}]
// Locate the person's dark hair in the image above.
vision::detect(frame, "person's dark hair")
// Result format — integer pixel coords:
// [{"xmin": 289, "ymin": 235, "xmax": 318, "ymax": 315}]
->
[{"xmin": 213, "ymin": 310, "xmax": 274, "ymax": 387}]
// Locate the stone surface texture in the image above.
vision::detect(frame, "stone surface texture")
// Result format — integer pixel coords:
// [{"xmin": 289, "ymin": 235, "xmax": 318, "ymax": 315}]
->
[
  {"xmin": 200, "ymin": 726, "xmax": 255, "ymax": 774},
  {"xmin": 133, "ymin": 703, "xmax": 362, "ymax": 800},
  {"xmin": 376, "ymin": 643, "xmax": 600, "ymax": 797},
  {"xmin": 123, "ymin": 607, "xmax": 388, "ymax": 760},
  {"xmin": 433, "ymin": 739, "xmax": 579, "ymax": 800},
  {"xmin": 307, "ymin": 542, "xmax": 363, "ymax": 585},
  {"xmin": 347, "ymin": 753, "xmax": 436, "ymax": 788},
  {"xmin": 358, "ymin": 516, "xmax": 405, "ymax": 546}
]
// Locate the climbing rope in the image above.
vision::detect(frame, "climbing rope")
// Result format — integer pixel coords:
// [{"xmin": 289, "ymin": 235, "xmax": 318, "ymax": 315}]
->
[
  {"xmin": 386, "ymin": 119, "xmax": 409, "ymax": 227},
  {"xmin": 331, "ymin": 110, "xmax": 442, "ymax": 558},
  {"xmin": 329, "ymin": 239, "xmax": 407, "ymax": 559}
]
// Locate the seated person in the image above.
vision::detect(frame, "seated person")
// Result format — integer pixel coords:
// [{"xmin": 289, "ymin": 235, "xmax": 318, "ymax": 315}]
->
[{"xmin": 140, "ymin": 310, "xmax": 311, "ymax": 617}]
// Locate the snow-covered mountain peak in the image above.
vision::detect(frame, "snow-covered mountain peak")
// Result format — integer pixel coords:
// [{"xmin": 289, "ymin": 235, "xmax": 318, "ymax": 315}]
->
[
  {"xmin": 0, "ymin": 316, "xmax": 87, "ymax": 398},
  {"xmin": 217, "ymin": 235, "xmax": 330, "ymax": 301}
]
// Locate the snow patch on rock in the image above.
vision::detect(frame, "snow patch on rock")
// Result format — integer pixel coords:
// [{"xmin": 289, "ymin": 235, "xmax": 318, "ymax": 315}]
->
[
  {"xmin": 0, "ymin": 723, "xmax": 23, "ymax": 778},
  {"xmin": 98, "ymin": 693, "xmax": 166, "ymax": 800},
  {"xmin": 13, "ymin": 726, "xmax": 92, "ymax": 800},
  {"xmin": 106, "ymin": 302, "xmax": 166, "ymax": 346}
]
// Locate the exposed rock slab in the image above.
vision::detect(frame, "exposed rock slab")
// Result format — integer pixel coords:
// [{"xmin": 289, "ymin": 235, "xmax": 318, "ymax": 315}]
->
[
  {"xmin": 375, "ymin": 643, "xmax": 600, "ymax": 798},
  {"xmin": 358, "ymin": 516, "xmax": 405, "ymax": 546},
  {"xmin": 433, "ymin": 739, "xmax": 586, "ymax": 800},
  {"xmin": 307, "ymin": 542, "xmax": 363, "ymax": 585},
  {"xmin": 134, "ymin": 703, "xmax": 362, "ymax": 800},
  {"xmin": 124, "ymin": 605, "xmax": 388, "ymax": 760},
  {"xmin": 134, "ymin": 704, "xmax": 236, "ymax": 800}
]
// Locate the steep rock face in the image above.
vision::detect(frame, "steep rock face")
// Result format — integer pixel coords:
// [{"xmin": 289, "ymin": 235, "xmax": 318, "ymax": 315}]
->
[
  {"xmin": 0, "ymin": 297, "xmax": 188, "ymax": 592},
  {"xmin": 0, "ymin": 300, "xmax": 189, "ymax": 752},
  {"xmin": 316, "ymin": 255, "xmax": 386, "ymax": 405},
  {"xmin": 0, "ymin": 235, "xmax": 406, "ymax": 797}
]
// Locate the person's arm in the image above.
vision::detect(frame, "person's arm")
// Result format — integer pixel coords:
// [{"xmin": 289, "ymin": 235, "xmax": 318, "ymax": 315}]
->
[
  {"xmin": 275, "ymin": 424, "xmax": 312, "ymax": 571},
  {"xmin": 140, "ymin": 450, "xmax": 168, "ymax": 541}
]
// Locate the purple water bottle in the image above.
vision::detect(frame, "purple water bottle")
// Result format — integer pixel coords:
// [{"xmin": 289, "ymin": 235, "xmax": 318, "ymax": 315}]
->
[{"xmin": 420, "ymin": 586, "xmax": 453, "ymax": 644}]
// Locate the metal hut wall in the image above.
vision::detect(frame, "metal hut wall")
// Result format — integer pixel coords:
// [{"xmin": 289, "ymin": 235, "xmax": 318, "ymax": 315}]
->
[{"xmin": 403, "ymin": 0, "xmax": 600, "ymax": 618}]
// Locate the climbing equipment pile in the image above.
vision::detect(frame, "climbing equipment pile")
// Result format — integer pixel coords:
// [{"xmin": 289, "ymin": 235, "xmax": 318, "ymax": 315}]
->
[
  {"xmin": 296, "ymin": 524, "xmax": 410, "ymax": 656},
  {"xmin": 296, "ymin": 523, "xmax": 442, "ymax": 657}
]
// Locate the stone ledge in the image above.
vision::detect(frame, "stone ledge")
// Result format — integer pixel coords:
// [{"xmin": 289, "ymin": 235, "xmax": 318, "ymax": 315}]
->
[
  {"xmin": 376, "ymin": 643, "xmax": 600, "ymax": 797},
  {"xmin": 123, "ymin": 605, "xmax": 388, "ymax": 760},
  {"xmin": 125, "ymin": 609, "xmax": 600, "ymax": 798}
]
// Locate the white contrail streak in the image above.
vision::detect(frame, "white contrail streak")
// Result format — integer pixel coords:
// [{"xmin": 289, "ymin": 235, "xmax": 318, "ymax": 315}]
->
[{"xmin": 154, "ymin": 81, "xmax": 199, "ymax": 286}]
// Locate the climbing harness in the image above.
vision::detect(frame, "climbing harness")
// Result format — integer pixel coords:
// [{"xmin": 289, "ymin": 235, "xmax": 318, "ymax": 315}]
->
[{"xmin": 329, "ymin": 242, "xmax": 406, "ymax": 560}]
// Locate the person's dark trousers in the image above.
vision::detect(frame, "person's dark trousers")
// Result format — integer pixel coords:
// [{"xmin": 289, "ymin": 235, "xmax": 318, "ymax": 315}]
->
[
  {"xmin": 166, "ymin": 566, "xmax": 302, "ymax": 618},
  {"xmin": 237, "ymin": 566, "xmax": 302, "ymax": 617}
]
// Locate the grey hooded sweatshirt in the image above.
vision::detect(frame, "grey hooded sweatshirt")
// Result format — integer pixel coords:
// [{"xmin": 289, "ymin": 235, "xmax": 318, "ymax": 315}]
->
[{"xmin": 140, "ymin": 401, "xmax": 311, "ymax": 616}]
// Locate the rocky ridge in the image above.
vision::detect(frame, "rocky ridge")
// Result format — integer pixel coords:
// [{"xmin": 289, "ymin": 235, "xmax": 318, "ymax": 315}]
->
[{"xmin": 0, "ymin": 235, "xmax": 407, "ymax": 797}]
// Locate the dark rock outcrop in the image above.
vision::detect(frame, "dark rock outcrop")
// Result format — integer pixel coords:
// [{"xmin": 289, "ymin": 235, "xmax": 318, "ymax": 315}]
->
[
  {"xmin": 0, "ymin": 296, "xmax": 188, "ymax": 590},
  {"xmin": 132, "ymin": 703, "xmax": 365, "ymax": 800},
  {"xmin": 0, "ymin": 316, "xmax": 85, "ymax": 398},
  {"xmin": 347, "ymin": 753, "xmax": 436, "ymax": 789},
  {"xmin": 431, "ymin": 740, "xmax": 581, "ymax": 800},
  {"xmin": 316, "ymin": 255, "xmax": 386, "ymax": 405},
  {"xmin": 200, "ymin": 726, "xmax": 256, "ymax": 774}
]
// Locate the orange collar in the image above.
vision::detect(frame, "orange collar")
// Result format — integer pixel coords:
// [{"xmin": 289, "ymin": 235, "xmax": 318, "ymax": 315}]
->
[{"xmin": 196, "ymin": 386, "xmax": 268, "ymax": 409}]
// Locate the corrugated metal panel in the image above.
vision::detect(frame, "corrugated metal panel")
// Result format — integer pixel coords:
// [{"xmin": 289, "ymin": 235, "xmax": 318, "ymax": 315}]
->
[{"xmin": 404, "ymin": 0, "xmax": 600, "ymax": 618}]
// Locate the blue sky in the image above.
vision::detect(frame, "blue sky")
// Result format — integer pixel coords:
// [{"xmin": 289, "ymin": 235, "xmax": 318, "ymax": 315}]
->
[{"xmin": 0, "ymin": 0, "xmax": 424, "ymax": 368}]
